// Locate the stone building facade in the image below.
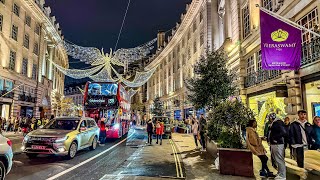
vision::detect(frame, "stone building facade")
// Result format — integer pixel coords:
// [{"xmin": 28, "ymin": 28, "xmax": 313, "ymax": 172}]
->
[
  {"xmin": 145, "ymin": 0, "xmax": 212, "ymax": 120},
  {"xmin": 0, "ymin": 0, "xmax": 68, "ymax": 119}
]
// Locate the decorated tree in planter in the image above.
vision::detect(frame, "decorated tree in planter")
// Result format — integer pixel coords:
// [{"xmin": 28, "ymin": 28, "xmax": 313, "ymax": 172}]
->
[
  {"xmin": 152, "ymin": 97, "xmax": 164, "ymax": 116},
  {"xmin": 207, "ymin": 99, "xmax": 256, "ymax": 149},
  {"xmin": 185, "ymin": 49, "xmax": 235, "ymax": 110}
]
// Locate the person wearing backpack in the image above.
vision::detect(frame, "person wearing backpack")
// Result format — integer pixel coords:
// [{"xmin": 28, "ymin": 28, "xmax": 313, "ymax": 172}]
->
[{"xmin": 289, "ymin": 110, "xmax": 314, "ymax": 168}]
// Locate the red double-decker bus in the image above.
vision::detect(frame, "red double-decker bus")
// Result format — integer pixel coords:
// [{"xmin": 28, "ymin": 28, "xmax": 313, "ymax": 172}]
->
[{"xmin": 83, "ymin": 82, "xmax": 131, "ymax": 138}]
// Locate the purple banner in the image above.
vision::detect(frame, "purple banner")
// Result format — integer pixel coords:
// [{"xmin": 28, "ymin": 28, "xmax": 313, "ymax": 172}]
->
[{"xmin": 260, "ymin": 10, "xmax": 302, "ymax": 70}]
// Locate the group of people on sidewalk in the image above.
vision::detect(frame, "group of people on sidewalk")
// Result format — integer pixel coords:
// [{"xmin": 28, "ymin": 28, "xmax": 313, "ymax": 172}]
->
[
  {"xmin": 146, "ymin": 118, "xmax": 165, "ymax": 145},
  {"xmin": 191, "ymin": 114, "xmax": 207, "ymax": 151},
  {"xmin": 246, "ymin": 110, "xmax": 320, "ymax": 180},
  {"xmin": 0, "ymin": 116, "xmax": 53, "ymax": 134}
]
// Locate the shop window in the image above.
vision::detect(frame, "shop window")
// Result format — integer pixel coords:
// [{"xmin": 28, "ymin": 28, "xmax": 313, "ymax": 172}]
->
[
  {"xmin": 13, "ymin": 3, "xmax": 20, "ymax": 17},
  {"xmin": 11, "ymin": 25, "xmax": 18, "ymax": 41},
  {"xmin": 242, "ymin": 5, "xmax": 250, "ymax": 39},
  {"xmin": 22, "ymin": 58, "xmax": 28, "ymax": 75},
  {"xmin": 9, "ymin": 50, "xmax": 16, "ymax": 71},
  {"xmin": 246, "ymin": 55, "xmax": 255, "ymax": 75},
  {"xmin": 24, "ymin": 34, "xmax": 29, "ymax": 49}
]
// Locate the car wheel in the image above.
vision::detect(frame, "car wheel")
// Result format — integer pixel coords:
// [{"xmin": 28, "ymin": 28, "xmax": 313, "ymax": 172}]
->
[
  {"xmin": 89, "ymin": 136, "xmax": 97, "ymax": 151},
  {"xmin": 67, "ymin": 141, "xmax": 78, "ymax": 159},
  {"xmin": 0, "ymin": 161, "xmax": 6, "ymax": 180},
  {"xmin": 26, "ymin": 153, "xmax": 38, "ymax": 159}
]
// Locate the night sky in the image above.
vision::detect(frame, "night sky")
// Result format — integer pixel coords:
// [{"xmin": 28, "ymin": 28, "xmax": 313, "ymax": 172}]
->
[{"xmin": 45, "ymin": 0, "xmax": 192, "ymax": 85}]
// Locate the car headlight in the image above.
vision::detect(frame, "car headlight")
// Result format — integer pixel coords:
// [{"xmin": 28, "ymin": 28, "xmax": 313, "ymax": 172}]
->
[
  {"xmin": 23, "ymin": 135, "xmax": 29, "ymax": 143},
  {"xmin": 55, "ymin": 136, "xmax": 69, "ymax": 143}
]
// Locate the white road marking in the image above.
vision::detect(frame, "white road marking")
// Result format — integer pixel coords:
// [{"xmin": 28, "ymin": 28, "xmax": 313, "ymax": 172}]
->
[{"xmin": 46, "ymin": 130, "xmax": 135, "ymax": 180}]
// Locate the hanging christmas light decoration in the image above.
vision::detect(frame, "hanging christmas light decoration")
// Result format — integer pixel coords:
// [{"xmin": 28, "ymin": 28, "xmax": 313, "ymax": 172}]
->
[
  {"xmin": 52, "ymin": 38, "xmax": 158, "ymax": 88},
  {"xmin": 128, "ymin": 88, "xmax": 138, "ymax": 98}
]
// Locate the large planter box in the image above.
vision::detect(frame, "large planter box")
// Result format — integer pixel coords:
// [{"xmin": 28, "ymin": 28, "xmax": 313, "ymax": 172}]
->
[{"xmin": 218, "ymin": 148, "xmax": 254, "ymax": 177}]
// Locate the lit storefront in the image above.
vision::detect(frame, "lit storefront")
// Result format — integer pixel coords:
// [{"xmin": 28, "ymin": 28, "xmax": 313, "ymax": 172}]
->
[
  {"xmin": 303, "ymin": 80, "xmax": 320, "ymax": 122},
  {"xmin": 248, "ymin": 91, "xmax": 287, "ymax": 136}
]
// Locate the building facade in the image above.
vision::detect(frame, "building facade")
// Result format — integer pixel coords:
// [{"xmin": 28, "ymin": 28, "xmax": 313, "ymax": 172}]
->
[
  {"xmin": 145, "ymin": 0, "xmax": 212, "ymax": 120},
  {"xmin": 0, "ymin": 0, "xmax": 68, "ymax": 119},
  {"xmin": 64, "ymin": 84, "xmax": 85, "ymax": 106}
]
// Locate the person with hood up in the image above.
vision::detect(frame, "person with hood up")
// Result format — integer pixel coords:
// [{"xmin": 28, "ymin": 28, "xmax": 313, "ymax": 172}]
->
[
  {"xmin": 246, "ymin": 119, "xmax": 276, "ymax": 178},
  {"xmin": 146, "ymin": 119, "xmax": 154, "ymax": 145},
  {"xmin": 289, "ymin": 110, "xmax": 314, "ymax": 168}
]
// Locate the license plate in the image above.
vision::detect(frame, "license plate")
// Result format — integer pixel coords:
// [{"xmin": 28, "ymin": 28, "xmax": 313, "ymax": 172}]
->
[{"xmin": 31, "ymin": 145, "xmax": 46, "ymax": 150}]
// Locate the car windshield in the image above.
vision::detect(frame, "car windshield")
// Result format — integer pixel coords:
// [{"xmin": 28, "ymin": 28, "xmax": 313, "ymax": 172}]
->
[{"xmin": 43, "ymin": 119, "xmax": 80, "ymax": 130}]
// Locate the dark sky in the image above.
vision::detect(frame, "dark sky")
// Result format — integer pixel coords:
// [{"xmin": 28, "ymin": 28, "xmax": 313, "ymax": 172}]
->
[{"xmin": 45, "ymin": 0, "xmax": 192, "ymax": 85}]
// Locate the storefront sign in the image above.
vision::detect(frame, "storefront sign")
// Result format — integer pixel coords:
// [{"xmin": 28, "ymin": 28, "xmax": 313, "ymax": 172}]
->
[
  {"xmin": 260, "ymin": 10, "xmax": 302, "ymax": 70},
  {"xmin": 174, "ymin": 110, "xmax": 181, "ymax": 120}
]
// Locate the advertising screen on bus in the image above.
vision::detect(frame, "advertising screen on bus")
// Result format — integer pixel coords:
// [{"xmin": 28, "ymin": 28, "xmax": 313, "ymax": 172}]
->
[{"xmin": 84, "ymin": 83, "xmax": 119, "ymax": 109}]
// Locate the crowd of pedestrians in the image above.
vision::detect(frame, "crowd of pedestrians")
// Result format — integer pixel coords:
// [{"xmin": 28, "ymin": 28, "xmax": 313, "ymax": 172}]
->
[
  {"xmin": 246, "ymin": 109, "xmax": 320, "ymax": 180},
  {"xmin": 0, "ymin": 115, "xmax": 53, "ymax": 135}
]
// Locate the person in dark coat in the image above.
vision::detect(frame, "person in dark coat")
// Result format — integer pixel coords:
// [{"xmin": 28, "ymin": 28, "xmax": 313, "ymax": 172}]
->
[
  {"xmin": 199, "ymin": 114, "xmax": 207, "ymax": 151},
  {"xmin": 146, "ymin": 119, "xmax": 154, "ymax": 145},
  {"xmin": 289, "ymin": 110, "xmax": 314, "ymax": 168},
  {"xmin": 312, "ymin": 116, "xmax": 320, "ymax": 150},
  {"xmin": 99, "ymin": 121, "xmax": 107, "ymax": 146}
]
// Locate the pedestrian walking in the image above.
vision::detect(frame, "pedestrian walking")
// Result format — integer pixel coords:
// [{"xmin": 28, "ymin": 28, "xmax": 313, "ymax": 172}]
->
[
  {"xmin": 289, "ymin": 110, "xmax": 314, "ymax": 168},
  {"xmin": 266, "ymin": 113, "xmax": 277, "ymax": 169},
  {"xmin": 146, "ymin": 119, "xmax": 154, "ymax": 145},
  {"xmin": 99, "ymin": 120, "xmax": 107, "ymax": 146},
  {"xmin": 156, "ymin": 120, "xmax": 164, "ymax": 145},
  {"xmin": 14, "ymin": 118, "xmax": 19, "ymax": 134},
  {"xmin": 311, "ymin": 116, "xmax": 320, "ymax": 150},
  {"xmin": 199, "ymin": 114, "xmax": 207, "ymax": 151},
  {"xmin": 269, "ymin": 113, "xmax": 287, "ymax": 180},
  {"xmin": 246, "ymin": 119, "xmax": 276, "ymax": 178},
  {"xmin": 192, "ymin": 119, "xmax": 200, "ymax": 149}
]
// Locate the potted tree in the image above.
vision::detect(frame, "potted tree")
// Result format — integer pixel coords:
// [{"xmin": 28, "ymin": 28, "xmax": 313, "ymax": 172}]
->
[{"xmin": 207, "ymin": 99, "xmax": 256, "ymax": 177}]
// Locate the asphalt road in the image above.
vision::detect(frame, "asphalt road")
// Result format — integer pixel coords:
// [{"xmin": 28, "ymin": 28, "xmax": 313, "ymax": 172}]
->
[{"xmin": 6, "ymin": 128, "xmax": 179, "ymax": 180}]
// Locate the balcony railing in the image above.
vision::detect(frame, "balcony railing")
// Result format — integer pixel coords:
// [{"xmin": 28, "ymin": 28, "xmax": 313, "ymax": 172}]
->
[
  {"xmin": 301, "ymin": 37, "xmax": 320, "ymax": 66},
  {"xmin": 18, "ymin": 94, "xmax": 36, "ymax": 103},
  {"xmin": 244, "ymin": 70, "xmax": 281, "ymax": 88},
  {"xmin": 0, "ymin": 90, "xmax": 14, "ymax": 99}
]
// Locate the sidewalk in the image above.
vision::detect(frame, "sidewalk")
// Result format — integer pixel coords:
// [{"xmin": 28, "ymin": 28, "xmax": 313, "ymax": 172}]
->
[{"xmin": 172, "ymin": 133, "xmax": 320, "ymax": 180}]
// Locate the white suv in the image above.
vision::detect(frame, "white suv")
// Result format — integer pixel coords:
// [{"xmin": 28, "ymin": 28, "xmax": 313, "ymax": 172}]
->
[{"xmin": 0, "ymin": 134, "xmax": 13, "ymax": 179}]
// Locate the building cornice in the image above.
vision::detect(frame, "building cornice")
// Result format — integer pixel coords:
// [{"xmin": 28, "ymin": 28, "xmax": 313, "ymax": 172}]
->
[
  {"xmin": 146, "ymin": 0, "xmax": 204, "ymax": 69},
  {"xmin": 22, "ymin": 0, "xmax": 68, "ymax": 66}
]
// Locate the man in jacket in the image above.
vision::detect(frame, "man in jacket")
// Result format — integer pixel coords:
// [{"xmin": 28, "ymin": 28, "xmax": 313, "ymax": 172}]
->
[
  {"xmin": 199, "ymin": 114, "xmax": 207, "ymax": 151},
  {"xmin": 269, "ymin": 113, "xmax": 287, "ymax": 179},
  {"xmin": 289, "ymin": 110, "xmax": 314, "ymax": 168},
  {"xmin": 146, "ymin": 119, "xmax": 154, "ymax": 145}
]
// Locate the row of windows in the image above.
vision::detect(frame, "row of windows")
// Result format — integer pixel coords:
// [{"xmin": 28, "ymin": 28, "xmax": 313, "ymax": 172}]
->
[
  {"xmin": 10, "ymin": 24, "xmax": 39, "ymax": 54},
  {"xmin": 8, "ymin": 50, "xmax": 37, "ymax": 80},
  {"xmin": 18, "ymin": 85, "xmax": 35, "ymax": 94}
]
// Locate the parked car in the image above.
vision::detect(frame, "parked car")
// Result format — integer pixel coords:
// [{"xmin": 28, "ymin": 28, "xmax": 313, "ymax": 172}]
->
[
  {"xmin": 152, "ymin": 116, "xmax": 172, "ymax": 139},
  {"xmin": 22, "ymin": 117, "xmax": 99, "ymax": 159},
  {"xmin": 0, "ymin": 134, "xmax": 13, "ymax": 180}
]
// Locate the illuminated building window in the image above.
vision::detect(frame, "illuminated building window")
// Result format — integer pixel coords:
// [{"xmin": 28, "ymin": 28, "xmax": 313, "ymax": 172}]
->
[
  {"xmin": 200, "ymin": 11, "xmax": 203, "ymax": 22},
  {"xmin": 24, "ymin": 34, "xmax": 29, "ymax": 49},
  {"xmin": 193, "ymin": 41, "xmax": 197, "ymax": 54},
  {"xmin": 22, "ymin": 58, "xmax": 28, "ymax": 75},
  {"xmin": 0, "ymin": 14, "xmax": 3, "ymax": 31},
  {"xmin": 200, "ymin": 31, "xmax": 204, "ymax": 46},
  {"xmin": 246, "ymin": 55, "xmax": 254, "ymax": 75},
  {"xmin": 242, "ymin": 5, "xmax": 250, "ymax": 39},
  {"xmin": 262, "ymin": 0, "xmax": 273, "ymax": 11},
  {"xmin": 9, "ymin": 50, "xmax": 16, "ymax": 71},
  {"xmin": 32, "ymin": 64, "xmax": 37, "ymax": 80},
  {"xmin": 193, "ymin": 23, "xmax": 197, "ymax": 32},
  {"xmin": 11, "ymin": 25, "xmax": 18, "ymax": 41},
  {"xmin": 13, "ymin": 3, "xmax": 20, "ymax": 17},
  {"xmin": 297, "ymin": 8, "xmax": 319, "ymax": 44},
  {"xmin": 25, "ymin": 15, "xmax": 31, "ymax": 27}
]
